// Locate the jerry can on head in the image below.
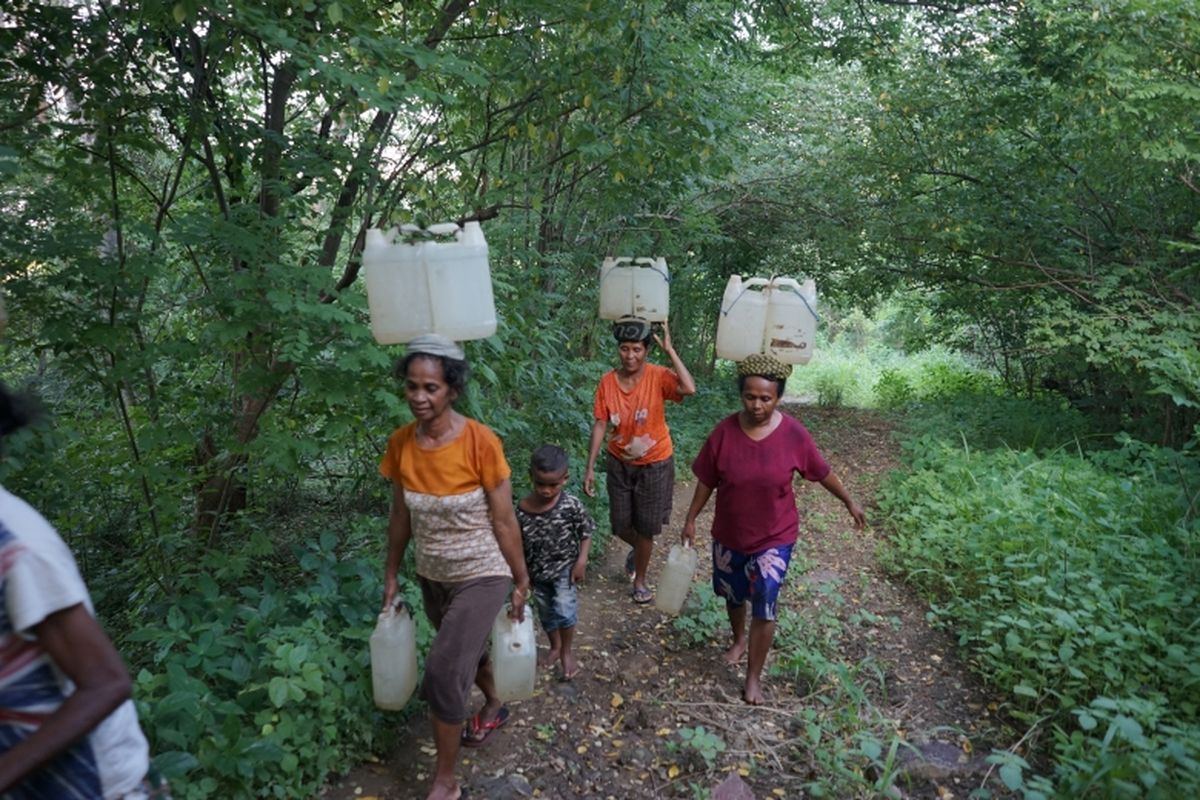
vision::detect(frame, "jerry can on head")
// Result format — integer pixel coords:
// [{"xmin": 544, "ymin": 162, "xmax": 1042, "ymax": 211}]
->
[
  {"xmin": 715, "ymin": 274, "xmax": 818, "ymax": 364},
  {"xmin": 599, "ymin": 256, "xmax": 670, "ymax": 321},
  {"xmin": 715, "ymin": 275, "xmax": 770, "ymax": 361},
  {"xmin": 764, "ymin": 277, "xmax": 818, "ymax": 365},
  {"xmin": 363, "ymin": 221, "xmax": 497, "ymax": 344}
]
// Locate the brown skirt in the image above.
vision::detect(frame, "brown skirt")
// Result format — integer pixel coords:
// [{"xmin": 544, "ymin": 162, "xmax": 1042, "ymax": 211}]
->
[{"xmin": 418, "ymin": 574, "xmax": 511, "ymax": 723}]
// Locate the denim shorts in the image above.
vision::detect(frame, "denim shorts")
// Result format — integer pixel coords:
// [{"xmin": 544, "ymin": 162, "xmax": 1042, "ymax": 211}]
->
[
  {"xmin": 712, "ymin": 540, "xmax": 795, "ymax": 621},
  {"xmin": 532, "ymin": 568, "xmax": 578, "ymax": 632}
]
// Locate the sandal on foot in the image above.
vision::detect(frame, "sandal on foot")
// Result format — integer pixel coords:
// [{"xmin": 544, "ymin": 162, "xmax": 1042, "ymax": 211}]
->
[
  {"xmin": 631, "ymin": 586, "xmax": 653, "ymax": 604},
  {"xmin": 460, "ymin": 705, "xmax": 510, "ymax": 747}
]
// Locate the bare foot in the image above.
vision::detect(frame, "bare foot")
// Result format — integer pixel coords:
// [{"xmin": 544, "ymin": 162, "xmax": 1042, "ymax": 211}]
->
[
  {"xmin": 722, "ymin": 639, "xmax": 747, "ymax": 665},
  {"xmin": 560, "ymin": 651, "xmax": 580, "ymax": 681},
  {"xmin": 426, "ymin": 777, "xmax": 461, "ymax": 800},
  {"xmin": 539, "ymin": 648, "xmax": 561, "ymax": 669},
  {"xmin": 743, "ymin": 677, "xmax": 765, "ymax": 705}
]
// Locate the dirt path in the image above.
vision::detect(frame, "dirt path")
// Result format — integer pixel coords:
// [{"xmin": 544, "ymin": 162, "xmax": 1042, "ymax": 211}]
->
[{"xmin": 323, "ymin": 407, "xmax": 1014, "ymax": 799}]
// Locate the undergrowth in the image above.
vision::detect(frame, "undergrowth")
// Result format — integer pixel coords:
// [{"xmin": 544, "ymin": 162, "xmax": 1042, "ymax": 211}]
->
[
  {"xmin": 670, "ymin": 560, "xmax": 908, "ymax": 798},
  {"xmin": 879, "ymin": 406, "xmax": 1200, "ymax": 798}
]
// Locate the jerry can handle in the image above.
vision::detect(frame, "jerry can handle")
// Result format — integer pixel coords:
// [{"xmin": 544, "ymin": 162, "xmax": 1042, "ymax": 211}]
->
[
  {"xmin": 426, "ymin": 222, "xmax": 460, "ymax": 236},
  {"xmin": 721, "ymin": 277, "xmax": 770, "ymax": 315},
  {"xmin": 771, "ymin": 279, "xmax": 819, "ymax": 322},
  {"xmin": 387, "ymin": 597, "xmax": 409, "ymax": 616},
  {"xmin": 634, "ymin": 256, "xmax": 670, "ymax": 282},
  {"xmin": 601, "ymin": 256, "xmax": 635, "ymax": 271}
]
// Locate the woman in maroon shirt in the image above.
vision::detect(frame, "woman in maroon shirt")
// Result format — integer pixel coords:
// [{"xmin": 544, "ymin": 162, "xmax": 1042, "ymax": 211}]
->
[{"xmin": 681, "ymin": 354, "xmax": 866, "ymax": 704}]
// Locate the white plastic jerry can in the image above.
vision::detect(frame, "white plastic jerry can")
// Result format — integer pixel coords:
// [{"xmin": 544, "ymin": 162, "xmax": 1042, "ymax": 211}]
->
[
  {"xmin": 364, "ymin": 226, "xmax": 430, "ymax": 345},
  {"xmin": 490, "ymin": 608, "xmax": 536, "ymax": 701},
  {"xmin": 424, "ymin": 221, "xmax": 497, "ymax": 341},
  {"xmin": 369, "ymin": 601, "xmax": 419, "ymax": 711},
  {"xmin": 362, "ymin": 221, "xmax": 497, "ymax": 344},
  {"xmin": 598, "ymin": 256, "xmax": 670, "ymax": 321},
  {"xmin": 715, "ymin": 275, "xmax": 770, "ymax": 361},
  {"xmin": 654, "ymin": 544, "xmax": 698, "ymax": 616},
  {"xmin": 764, "ymin": 277, "xmax": 819, "ymax": 365}
]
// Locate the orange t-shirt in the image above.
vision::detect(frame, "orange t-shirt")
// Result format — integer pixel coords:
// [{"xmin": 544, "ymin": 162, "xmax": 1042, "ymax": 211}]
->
[
  {"xmin": 379, "ymin": 418, "xmax": 511, "ymax": 495},
  {"xmin": 379, "ymin": 418, "xmax": 513, "ymax": 582},
  {"xmin": 592, "ymin": 363, "xmax": 683, "ymax": 465}
]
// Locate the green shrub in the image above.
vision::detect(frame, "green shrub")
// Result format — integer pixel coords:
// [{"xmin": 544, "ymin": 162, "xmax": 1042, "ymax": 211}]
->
[
  {"xmin": 878, "ymin": 435, "xmax": 1200, "ymax": 797},
  {"xmin": 872, "ymin": 369, "xmax": 915, "ymax": 409},
  {"xmin": 671, "ymin": 588, "xmax": 728, "ymax": 648},
  {"xmin": 130, "ymin": 531, "xmax": 409, "ymax": 799},
  {"xmin": 900, "ymin": 392, "xmax": 1093, "ymax": 452}
]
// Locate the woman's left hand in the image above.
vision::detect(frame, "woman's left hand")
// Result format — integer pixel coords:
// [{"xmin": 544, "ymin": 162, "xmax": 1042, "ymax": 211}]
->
[
  {"xmin": 654, "ymin": 320, "xmax": 674, "ymax": 352},
  {"xmin": 846, "ymin": 501, "xmax": 867, "ymax": 529}
]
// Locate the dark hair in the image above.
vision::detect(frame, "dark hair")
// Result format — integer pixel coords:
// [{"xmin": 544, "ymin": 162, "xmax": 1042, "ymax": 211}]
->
[
  {"xmin": 530, "ymin": 444, "xmax": 569, "ymax": 474},
  {"xmin": 737, "ymin": 373, "xmax": 786, "ymax": 399},
  {"xmin": 0, "ymin": 383, "xmax": 44, "ymax": 438},
  {"xmin": 394, "ymin": 352, "xmax": 469, "ymax": 398}
]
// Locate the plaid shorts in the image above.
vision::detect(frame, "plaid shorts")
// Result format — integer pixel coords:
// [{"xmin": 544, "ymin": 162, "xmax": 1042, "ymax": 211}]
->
[{"xmin": 604, "ymin": 453, "xmax": 674, "ymax": 538}]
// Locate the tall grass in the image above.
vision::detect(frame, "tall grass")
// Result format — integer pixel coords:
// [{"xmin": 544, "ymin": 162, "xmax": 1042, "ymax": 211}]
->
[{"xmin": 785, "ymin": 334, "xmax": 999, "ymax": 411}]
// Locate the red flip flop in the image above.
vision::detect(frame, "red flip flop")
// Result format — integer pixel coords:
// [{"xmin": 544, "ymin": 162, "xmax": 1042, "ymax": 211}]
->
[{"xmin": 461, "ymin": 705, "xmax": 510, "ymax": 747}]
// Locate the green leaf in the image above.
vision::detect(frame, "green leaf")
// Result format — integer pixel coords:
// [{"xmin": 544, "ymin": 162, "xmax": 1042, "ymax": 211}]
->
[
  {"xmin": 268, "ymin": 677, "xmax": 289, "ymax": 708},
  {"xmin": 999, "ymin": 762, "xmax": 1024, "ymax": 790},
  {"xmin": 153, "ymin": 750, "xmax": 200, "ymax": 777}
]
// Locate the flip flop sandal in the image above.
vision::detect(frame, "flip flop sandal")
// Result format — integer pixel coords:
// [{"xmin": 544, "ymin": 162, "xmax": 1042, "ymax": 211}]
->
[
  {"xmin": 460, "ymin": 705, "xmax": 510, "ymax": 747},
  {"xmin": 631, "ymin": 586, "xmax": 654, "ymax": 604}
]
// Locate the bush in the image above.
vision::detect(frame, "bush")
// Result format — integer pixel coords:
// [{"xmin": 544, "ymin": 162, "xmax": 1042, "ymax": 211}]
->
[
  {"xmin": 130, "ymin": 531, "xmax": 413, "ymax": 799},
  {"xmin": 872, "ymin": 369, "xmax": 915, "ymax": 409},
  {"xmin": 900, "ymin": 392, "xmax": 1094, "ymax": 453},
  {"xmin": 878, "ymin": 434, "xmax": 1200, "ymax": 797}
]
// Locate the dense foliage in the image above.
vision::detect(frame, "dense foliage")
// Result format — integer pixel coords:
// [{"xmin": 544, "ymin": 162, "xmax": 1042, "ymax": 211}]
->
[
  {"xmin": 1, "ymin": 0, "xmax": 1197, "ymax": 795},
  {"xmin": 879, "ymin": 404, "xmax": 1200, "ymax": 797}
]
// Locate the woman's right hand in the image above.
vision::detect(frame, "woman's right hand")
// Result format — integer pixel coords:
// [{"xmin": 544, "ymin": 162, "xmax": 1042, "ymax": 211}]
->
[
  {"xmin": 681, "ymin": 519, "xmax": 696, "ymax": 547},
  {"xmin": 381, "ymin": 576, "xmax": 399, "ymax": 613},
  {"xmin": 583, "ymin": 466, "xmax": 596, "ymax": 497}
]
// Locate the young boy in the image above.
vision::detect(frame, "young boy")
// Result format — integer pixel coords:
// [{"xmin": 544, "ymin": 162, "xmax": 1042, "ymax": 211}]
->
[{"xmin": 517, "ymin": 444, "xmax": 595, "ymax": 681}]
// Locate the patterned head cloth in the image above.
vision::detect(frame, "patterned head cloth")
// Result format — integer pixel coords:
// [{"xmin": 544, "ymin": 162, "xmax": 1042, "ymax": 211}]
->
[
  {"xmin": 612, "ymin": 316, "xmax": 652, "ymax": 342},
  {"xmin": 406, "ymin": 333, "xmax": 465, "ymax": 361},
  {"xmin": 737, "ymin": 353, "xmax": 793, "ymax": 381}
]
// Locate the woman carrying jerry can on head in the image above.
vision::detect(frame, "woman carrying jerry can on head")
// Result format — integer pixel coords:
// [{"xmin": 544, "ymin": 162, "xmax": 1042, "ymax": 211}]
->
[
  {"xmin": 379, "ymin": 334, "xmax": 532, "ymax": 800},
  {"xmin": 584, "ymin": 317, "xmax": 697, "ymax": 605},
  {"xmin": 681, "ymin": 354, "xmax": 866, "ymax": 706}
]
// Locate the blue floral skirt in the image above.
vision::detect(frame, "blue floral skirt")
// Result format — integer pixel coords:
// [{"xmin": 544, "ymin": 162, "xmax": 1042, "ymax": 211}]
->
[{"xmin": 711, "ymin": 540, "xmax": 795, "ymax": 621}]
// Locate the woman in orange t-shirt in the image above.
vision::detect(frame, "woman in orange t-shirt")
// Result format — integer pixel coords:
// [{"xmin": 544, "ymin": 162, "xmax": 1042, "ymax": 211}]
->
[
  {"xmin": 380, "ymin": 334, "xmax": 531, "ymax": 800},
  {"xmin": 584, "ymin": 317, "xmax": 696, "ymax": 604}
]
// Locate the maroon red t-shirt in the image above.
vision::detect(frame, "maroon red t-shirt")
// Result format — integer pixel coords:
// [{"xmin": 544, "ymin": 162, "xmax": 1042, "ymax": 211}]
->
[{"xmin": 691, "ymin": 413, "xmax": 831, "ymax": 553}]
